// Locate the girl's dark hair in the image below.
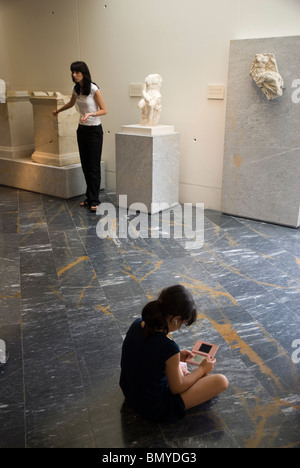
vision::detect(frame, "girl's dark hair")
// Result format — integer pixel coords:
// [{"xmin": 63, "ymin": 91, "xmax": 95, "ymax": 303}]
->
[
  {"xmin": 70, "ymin": 61, "xmax": 95, "ymax": 96},
  {"xmin": 142, "ymin": 285, "xmax": 197, "ymax": 337}
]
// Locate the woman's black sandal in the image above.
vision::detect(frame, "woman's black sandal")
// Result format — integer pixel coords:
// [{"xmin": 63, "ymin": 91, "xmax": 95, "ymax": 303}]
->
[
  {"xmin": 90, "ymin": 205, "xmax": 99, "ymax": 213},
  {"xmin": 80, "ymin": 199, "xmax": 90, "ymax": 208}
]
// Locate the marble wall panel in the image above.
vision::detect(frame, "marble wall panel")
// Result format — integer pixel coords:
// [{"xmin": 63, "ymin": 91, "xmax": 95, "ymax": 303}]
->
[{"xmin": 222, "ymin": 36, "xmax": 300, "ymax": 228}]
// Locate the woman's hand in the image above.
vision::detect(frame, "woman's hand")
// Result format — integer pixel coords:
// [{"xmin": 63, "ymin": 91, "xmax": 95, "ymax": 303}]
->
[
  {"xmin": 53, "ymin": 95, "xmax": 76, "ymax": 118},
  {"xmin": 81, "ymin": 113, "xmax": 92, "ymax": 123}
]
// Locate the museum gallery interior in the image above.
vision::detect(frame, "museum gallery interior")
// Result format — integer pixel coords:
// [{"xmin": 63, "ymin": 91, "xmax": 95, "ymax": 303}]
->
[{"xmin": 0, "ymin": 0, "xmax": 300, "ymax": 449}]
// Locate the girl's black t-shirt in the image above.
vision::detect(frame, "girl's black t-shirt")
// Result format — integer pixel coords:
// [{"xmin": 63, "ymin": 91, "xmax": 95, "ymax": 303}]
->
[{"xmin": 119, "ymin": 318, "xmax": 185, "ymax": 422}]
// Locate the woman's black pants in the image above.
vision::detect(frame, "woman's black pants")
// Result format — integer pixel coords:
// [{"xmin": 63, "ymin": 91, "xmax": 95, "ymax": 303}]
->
[{"xmin": 77, "ymin": 124, "xmax": 103, "ymax": 205}]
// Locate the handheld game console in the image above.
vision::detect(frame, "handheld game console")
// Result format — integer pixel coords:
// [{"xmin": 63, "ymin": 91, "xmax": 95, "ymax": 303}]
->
[{"xmin": 186, "ymin": 340, "xmax": 219, "ymax": 366}]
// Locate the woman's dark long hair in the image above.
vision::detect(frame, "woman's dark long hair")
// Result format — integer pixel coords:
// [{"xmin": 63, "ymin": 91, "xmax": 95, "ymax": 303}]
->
[
  {"xmin": 70, "ymin": 61, "xmax": 94, "ymax": 96},
  {"xmin": 142, "ymin": 285, "xmax": 197, "ymax": 338}
]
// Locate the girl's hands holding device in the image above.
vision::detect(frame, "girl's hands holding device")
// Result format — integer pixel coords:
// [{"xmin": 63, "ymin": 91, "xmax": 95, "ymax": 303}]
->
[
  {"xmin": 199, "ymin": 356, "xmax": 216, "ymax": 376},
  {"xmin": 180, "ymin": 349, "xmax": 194, "ymax": 362}
]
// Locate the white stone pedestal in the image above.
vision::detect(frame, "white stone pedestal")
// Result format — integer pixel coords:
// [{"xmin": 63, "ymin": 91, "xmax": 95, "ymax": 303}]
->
[
  {"xmin": 116, "ymin": 127, "xmax": 180, "ymax": 214},
  {"xmin": 121, "ymin": 124, "xmax": 175, "ymax": 136},
  {"xmin": 0, "ymin": 89, "xmax": 106, "ymax": 199},
  {"xmin": 0, "ymin": 159, "xmax": 105, "ymax": 199},
  {"xmin": 0, "ymin": 90, "xmax": 34, "ymax": 159},
  {"xmin": 30, "ymin": 92, "xmax": 80, "ymax": 167}
]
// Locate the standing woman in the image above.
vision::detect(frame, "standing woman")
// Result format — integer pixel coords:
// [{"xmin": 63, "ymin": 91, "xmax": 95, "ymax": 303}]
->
[{"xmin": 53, "ymin": 61, "xmax": 107, "ymax": 212}]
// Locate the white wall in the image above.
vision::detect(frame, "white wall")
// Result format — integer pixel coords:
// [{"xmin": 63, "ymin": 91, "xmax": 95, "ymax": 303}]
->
[
  {"xmin": 1, "ymin": 0, "xmax": 299, "ymax": 209},
  {"xmin": 0, "ymin": 2, "xmax": 10, "ymax": 85}
]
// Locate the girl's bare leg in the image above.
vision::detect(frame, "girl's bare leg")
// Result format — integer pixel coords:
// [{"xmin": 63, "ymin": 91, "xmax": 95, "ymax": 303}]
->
[{"xmin": 180, "ymin": 374, "xmax": 228, "ymax": 410}]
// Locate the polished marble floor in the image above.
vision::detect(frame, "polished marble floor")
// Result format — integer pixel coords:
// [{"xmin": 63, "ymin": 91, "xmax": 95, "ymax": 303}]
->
[{"xmin": 0, "ymin": 185, "xmax": 299, "ymax": 448}]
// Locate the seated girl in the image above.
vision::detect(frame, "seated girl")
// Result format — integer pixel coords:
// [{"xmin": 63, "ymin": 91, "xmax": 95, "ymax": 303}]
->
[{"xmin": 120, "ymin": 285, "xmax": 228, "ymax": 422}]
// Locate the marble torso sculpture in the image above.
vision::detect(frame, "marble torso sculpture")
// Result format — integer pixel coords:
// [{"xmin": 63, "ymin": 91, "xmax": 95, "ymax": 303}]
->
[
  {"xmin": 138, "ymin": 74, "xmax": 162, "ymax": 126},
  {"xmin": 250, "ymin": 54, "xmax": 284, "ymax": 101}
]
